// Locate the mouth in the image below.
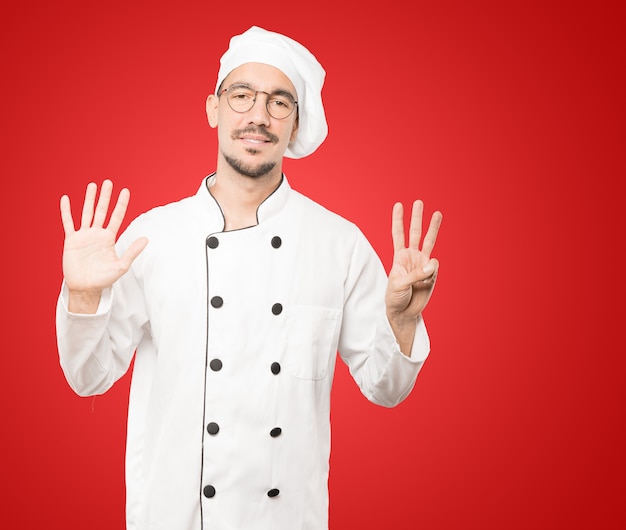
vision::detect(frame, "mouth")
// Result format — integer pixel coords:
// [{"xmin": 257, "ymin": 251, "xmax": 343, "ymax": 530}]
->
[
  {"xmin": 241, "ymin": 135, "xmax": 271, "ymax": 145},
  {"xmin": 233, "ymin": 127, "xmax": 278, "ymax": 146}
]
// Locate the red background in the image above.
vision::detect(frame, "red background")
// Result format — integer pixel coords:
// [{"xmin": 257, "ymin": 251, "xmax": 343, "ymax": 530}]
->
[{"xmin": 1, "ymin": 0, "xmax": 624, "ymax": 528}]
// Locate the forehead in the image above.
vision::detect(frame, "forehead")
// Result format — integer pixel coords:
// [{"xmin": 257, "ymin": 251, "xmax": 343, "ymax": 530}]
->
[{"xmin": 222, "ymin": 62, "xmax": 297, "ymax": 97}]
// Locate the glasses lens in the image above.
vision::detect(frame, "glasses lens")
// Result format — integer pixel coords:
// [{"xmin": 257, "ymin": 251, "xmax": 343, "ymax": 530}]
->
[
  {"xmin": 227, "ymin": 86, "xmax": 256, "ymax": 113},
  {"xmin": 266, "ymin": 95, "xmax": 295, "ymax": 119}
]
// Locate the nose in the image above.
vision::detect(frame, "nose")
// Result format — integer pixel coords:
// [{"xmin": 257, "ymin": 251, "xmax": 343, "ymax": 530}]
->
[{"xmin": 247, "ymin": 92, "xmax": 271, "ymax": 126}]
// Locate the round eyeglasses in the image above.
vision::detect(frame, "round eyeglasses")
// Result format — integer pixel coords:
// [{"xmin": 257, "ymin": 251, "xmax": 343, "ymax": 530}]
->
[{"xmin": 219, "ymin": 84, "xmax": 298, "ymax": 120}]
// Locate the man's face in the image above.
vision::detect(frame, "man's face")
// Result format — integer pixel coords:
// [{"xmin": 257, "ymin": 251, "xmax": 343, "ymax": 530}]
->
[{"xmin": 207, "ymin": 62, "xmax": 299, "ymax": 179}]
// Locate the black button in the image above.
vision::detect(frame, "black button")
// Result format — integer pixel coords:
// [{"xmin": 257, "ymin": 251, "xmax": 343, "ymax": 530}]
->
[
  {"xmin": 211, "ymin": 296, "xmax": 224, "ymax": 308},
  {"xmin": 207, "ymin": 422, "xmax": 220, "ymax": 435},
  {"xmin": 271, "ymin": 236, "xmax": 282, "ymax": 248},
  {"xmin": 210, "ymin": 359, "xmax": 223, "ymax": 372},
  {"xmin": 270, "ymin": 427, "xmax": 282, "ymax": 438},
  {"xmin": 267, "ymin": 488, "xmax": 280, "ymax": 498},
  {"xmin": 271, "ymin": 362, "xmax": 281, "ymax": 375},
  {"xmin": 271, "ymin": 303, "xmax": 283, "ymax": 315},
  {"xmin": 204, "ymin": 485, "xmax": 216, "ymax": 498},
  {"xmin": 207, "ymin": 236, "xmax": 219, "ymax": 249}
]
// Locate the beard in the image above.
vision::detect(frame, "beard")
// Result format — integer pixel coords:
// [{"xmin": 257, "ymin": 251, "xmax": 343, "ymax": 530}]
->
[
  {"xmin": 222, "ymin": 151, "xmax": 277, "ymax": 178},
  {"xmin": 221, "ymin": 126, "xmax": 280, "ymax": 178}
]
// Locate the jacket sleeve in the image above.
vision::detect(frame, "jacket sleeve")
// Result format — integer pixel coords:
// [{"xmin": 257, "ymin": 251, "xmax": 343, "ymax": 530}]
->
[
  {"xmin": 337, "ymin": 229, "xmax": 430, "ymax": 408},
  {"xmin": 55, "ymin": 238, "xmax": 149, "ymax": 397}
]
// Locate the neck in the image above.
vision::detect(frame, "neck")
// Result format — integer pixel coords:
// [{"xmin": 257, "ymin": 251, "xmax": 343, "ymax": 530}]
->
[{"xmin": 210, "ymin": 165, "xmax": 282, "ymax": 231}]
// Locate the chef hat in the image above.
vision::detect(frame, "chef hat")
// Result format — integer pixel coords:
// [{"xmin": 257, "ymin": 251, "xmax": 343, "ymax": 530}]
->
[{"xmin": 216, "ymin": 26, "xmax": 328, "ymax": 159}]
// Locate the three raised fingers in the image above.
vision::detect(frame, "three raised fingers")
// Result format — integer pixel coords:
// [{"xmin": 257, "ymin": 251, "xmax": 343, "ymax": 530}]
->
[{"xmin": 392, "ymin": 200, "xmax": 442, "ymax": 256}]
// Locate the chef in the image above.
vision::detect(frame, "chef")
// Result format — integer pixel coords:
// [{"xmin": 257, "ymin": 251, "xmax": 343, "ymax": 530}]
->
[{"xmin": 56, "ymin": 26, "xmax": 442, "ymax": 530}]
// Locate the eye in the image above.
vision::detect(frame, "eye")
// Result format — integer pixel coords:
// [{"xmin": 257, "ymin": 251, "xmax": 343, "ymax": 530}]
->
[
  {"xmin": 268, "ymin": 96, "xmax": 292, "ymax": 109},
  {"xmin": 228, "ymin": 85, "xmax": 255, "ymax": 100}
]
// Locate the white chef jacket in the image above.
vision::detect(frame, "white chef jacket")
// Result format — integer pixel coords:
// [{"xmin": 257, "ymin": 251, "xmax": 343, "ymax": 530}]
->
[{"xmin": 56, "ymin": 174, "xmax": 430, "ymax": 530}]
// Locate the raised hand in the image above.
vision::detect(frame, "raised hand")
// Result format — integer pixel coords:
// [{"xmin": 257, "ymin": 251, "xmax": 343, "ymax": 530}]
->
[
  {"xmin": 60, "ymin": 180, "xmax": 148, "ymax": 313},
  {"xmin": 385, "ymin": 200, "xmax": 442, "ymax": 354}
]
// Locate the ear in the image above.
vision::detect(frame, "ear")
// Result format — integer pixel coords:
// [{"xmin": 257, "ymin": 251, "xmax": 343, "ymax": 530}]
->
[
  {"xmin": 289, "ymin": 115, "xmax": 299, "ymax": 143},
  {"xmin": 206, "ymin": 94, "xmax": 219, "ymax": 128}
]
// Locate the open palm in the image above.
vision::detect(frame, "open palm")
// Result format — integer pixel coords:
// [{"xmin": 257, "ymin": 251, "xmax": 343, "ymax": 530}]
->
[{"xmin": 60, "ymin": 180, "xmax": 147, "ymax": 308}]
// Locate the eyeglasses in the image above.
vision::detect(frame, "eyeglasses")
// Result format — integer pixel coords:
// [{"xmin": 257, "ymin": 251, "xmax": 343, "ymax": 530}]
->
[{"xmin": 219, "ymin": 84, "xmax": 298, "ymax": 120}]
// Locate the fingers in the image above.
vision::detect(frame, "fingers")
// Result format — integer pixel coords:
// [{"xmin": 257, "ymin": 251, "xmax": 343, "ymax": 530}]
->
[
  {"xmin": 421, "ymin": 211, "xmax": 443, "ymax": 259},
  {"xmin": 71, "ymin": 179, "xmax": 129, "ymax": 233},
  {"xmin": 92, "ymin": 179, "xmax": 113, "ymax": 227},
  {"xmin": 393, "ymin": 200, "xmax": 443, "ymax": 256},
  {"xmin": 391, "ymin": 202, "xmax": 406, "ymax": 252},
  {"xmin": 107, "ymin": 187, "xmax": 131, "ymax": 235},
  {"xmin": 60, "ymin": 194, "xmax": 75, "ymax": 235},
  {"xmin": 408, "ymin": 200, "xmax": 424, "ymax": 250},
  {"xmin": 80, "ymin": 182, "xmax": 97, "ymax": 229}
]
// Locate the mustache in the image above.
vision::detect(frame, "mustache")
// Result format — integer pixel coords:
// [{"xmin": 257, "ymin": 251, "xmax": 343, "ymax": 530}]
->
[{"xmin": 231, "ymin": 126, "xmax": 279, "ymax": 144}]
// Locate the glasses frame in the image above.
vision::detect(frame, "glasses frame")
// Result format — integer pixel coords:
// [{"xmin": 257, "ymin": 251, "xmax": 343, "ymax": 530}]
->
[{"xmin": 219, "ymin": 84, "xmax": 298, "ymax": 120}]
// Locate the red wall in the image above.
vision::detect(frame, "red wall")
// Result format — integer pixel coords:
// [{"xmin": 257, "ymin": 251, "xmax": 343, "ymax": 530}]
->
[{"xmin": 2, "ymin": 1, "xmax": 624, "ymax": 528}]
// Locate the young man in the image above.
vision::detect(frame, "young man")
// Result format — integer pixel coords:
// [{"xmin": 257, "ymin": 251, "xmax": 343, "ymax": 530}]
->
[{"xmin": 57, "ymin": 26, "xmax": 442, "ymax": 530}]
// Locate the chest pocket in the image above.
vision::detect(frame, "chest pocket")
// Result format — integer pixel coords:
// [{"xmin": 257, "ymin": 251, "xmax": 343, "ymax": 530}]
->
[{"xmin": 285, "ymin": 305, "xmax": 342, "ymax": 380}]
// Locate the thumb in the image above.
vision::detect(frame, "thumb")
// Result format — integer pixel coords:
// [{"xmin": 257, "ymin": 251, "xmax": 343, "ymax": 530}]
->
[
  {"xmin": 404, "ymin": 258, "xmax": 439, "ymax": 286},
  {"xmin": 119, "ymin": 237, "xmax": 149, "ymax": 271}
]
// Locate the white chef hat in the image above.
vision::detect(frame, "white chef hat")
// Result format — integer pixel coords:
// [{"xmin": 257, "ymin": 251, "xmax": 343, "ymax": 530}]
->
[{"xmin": 215, "ymin": 26, "xmax": 328, "ymax": 159}]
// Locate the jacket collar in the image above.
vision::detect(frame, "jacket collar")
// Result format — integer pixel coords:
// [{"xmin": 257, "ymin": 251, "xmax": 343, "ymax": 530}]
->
[{"xmin": 197, "ymin": 173, "xmax": 291, "ymax": 229}]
